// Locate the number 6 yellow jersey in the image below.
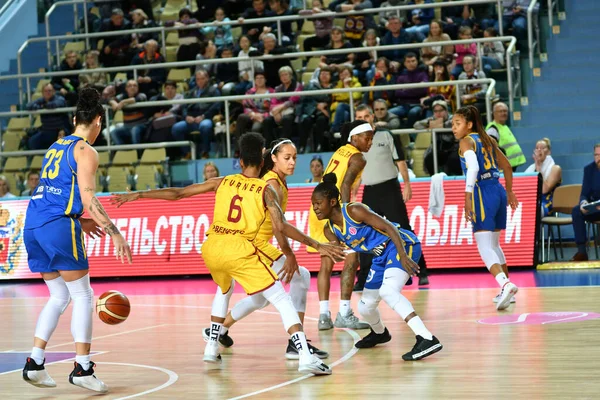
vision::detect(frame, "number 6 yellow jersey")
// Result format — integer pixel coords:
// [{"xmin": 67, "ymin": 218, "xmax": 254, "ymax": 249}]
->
[
  {"xmin": 207, "ymin": 174, "xmax": 270, "ymax": 241},
  {"xmin": 25, "ymin": 135, "xmax": 88, "ymax": 229}
]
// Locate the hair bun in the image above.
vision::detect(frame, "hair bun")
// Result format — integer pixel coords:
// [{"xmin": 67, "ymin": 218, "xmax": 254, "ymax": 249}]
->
[
  {"xmin": 77, "ymin": 87, "xmax": 100, "ymax": 108},
  {"xmin": 322, "ymin": 173, "xmax": 337, "ymax": 185}
]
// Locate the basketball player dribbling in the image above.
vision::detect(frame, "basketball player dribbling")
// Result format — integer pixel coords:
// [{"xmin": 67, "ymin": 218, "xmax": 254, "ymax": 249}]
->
[
  {"xmin": 22, "ymin": 87, "xmax": 133, "ymax": 393},
  {"xmin": 453, "ymin": 105, "xmax": 519, "ymax": 310},
  {"xmin": 112, "ymin": 133, "xmax": 345, "ymax": 374}
]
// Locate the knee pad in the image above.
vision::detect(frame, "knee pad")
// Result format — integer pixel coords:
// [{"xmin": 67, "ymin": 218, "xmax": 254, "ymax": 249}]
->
[
  {"xmin": 46, "ymin": 277, "xmax": 71, "ymax": 314},
  {"xmin": 262, "ymin": 281, "xmax": 301, "ymax": 331},
  {"xmin": 492, "ymin": 231, "xmax": 507, "ymax": 265},
  {"xmin": 475, "ymin": 231, "xmax": 501, "ymax": 270},
  {"xmin": 271, "ymin": 256, "xmax": 286, "ymax": 275},
  {"xmin": 291, "ymin": 266, "xmax": 311, "ymax": 291},
  {"xmin": 250, "ymin": 293, "xmax": 269, "ymax": 310},
  {"xmin": 211, "ymin": 279, "xmax": 235, "ymax": 318},
  {"xmin": 358, "ymin": 292, "xmax": 378, "ymax": 317}
]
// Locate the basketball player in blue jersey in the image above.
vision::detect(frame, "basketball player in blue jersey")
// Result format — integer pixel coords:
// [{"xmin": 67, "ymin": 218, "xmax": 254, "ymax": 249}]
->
[
  {"xmin": 22, "ymin": 87, "xmax": 132, "ymax": 393},
  {"xmin": 453, "ymin": 105, "xmax": 519, "ymax": 311},
  {"xmin": 311, "ymin": 173, "xmax": 443, "ymax": 361}
]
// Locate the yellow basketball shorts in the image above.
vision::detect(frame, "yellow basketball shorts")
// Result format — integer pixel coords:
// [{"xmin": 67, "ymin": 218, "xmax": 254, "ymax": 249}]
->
[
  {"xmin": 202, "ymin": 235, "xmax": 279, "ymax": 295},
  {"xmin": 307, "ymin": 208, "xmax": 328, "ymax": 253},
  {"xmin": 255, "ymin": 239, "xmax": 284, "ymax": 266}
]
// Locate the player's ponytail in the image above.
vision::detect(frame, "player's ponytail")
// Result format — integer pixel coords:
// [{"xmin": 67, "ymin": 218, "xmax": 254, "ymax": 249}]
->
[
  {"xmin": 455, "ymin": 105, "xmax": 496, "ymax": 156},
  {"xmin": 313, "ymin": 173, "xmax": 340, "ymax": 206}
]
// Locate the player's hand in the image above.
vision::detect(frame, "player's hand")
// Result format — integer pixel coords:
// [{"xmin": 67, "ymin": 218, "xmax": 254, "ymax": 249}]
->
[
  {"xmin": 464, "ymin": 195, "xmax": 474, "ymax": 222},
  {"xmin": 110, "ymin": 189, "xmax": 140, "ymax": 208},
  {"xmin": 401, "ymin": 255, "xmax": 420, "ymax": 277},
  {"xmin": 316, "ymin": 242, "xmax": 346, "ymax": 263},
  {"xmin": 403, "ymin": 183, "xmax": 412, "ymax": 202},
  {"xmin": 81, "ymin": 218, "xmax": 105, "ymax": 239},
  {"xmin": 507, "ymin": 190, "xmax": 518, "ymax": 210},
  {"xmin": 279, "ymin": 253, "xmax": 299, "ymax": 284},
  {"xmin": 112, "ymin": 233, "xmax": 132, "ymax": 264}
]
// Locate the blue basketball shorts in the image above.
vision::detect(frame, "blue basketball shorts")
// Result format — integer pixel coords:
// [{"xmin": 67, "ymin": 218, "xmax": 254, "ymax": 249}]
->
[
  {"xmin": 471, "ymin": 180, "xmax": 507, "ymax": 232},
  {"xmin": 364, "ymin": 242, "xmax": 422, "ymax": 290}
]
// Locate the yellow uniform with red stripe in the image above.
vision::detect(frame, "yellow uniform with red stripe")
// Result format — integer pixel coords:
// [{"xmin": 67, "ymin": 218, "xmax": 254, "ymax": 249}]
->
[
  {"xmin": 255, "ymin": 170, "xmax": 288, "ymax": 265},
  {"xmin": 307, "ymin": 144, "xmax": 363, "ymax": 252},
  {"xmin": 201, "ymin": 174, "xmax": 278, "ymax": 294}
]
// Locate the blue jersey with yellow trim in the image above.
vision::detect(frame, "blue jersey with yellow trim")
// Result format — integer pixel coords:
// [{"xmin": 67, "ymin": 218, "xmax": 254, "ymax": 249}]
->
[
  {"xmin": 459, "ymin": 133, "xmax": 500, "ymax": 181},
  {"xmin": 327, "ymin": 203, "xmax": 419, "ymax": 255},
  {"xmin": 25, "ymin": 135, "xmax": 86, "ymax": 229}
]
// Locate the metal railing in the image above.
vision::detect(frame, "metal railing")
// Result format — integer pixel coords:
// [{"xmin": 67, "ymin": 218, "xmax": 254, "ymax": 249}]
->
[
  {"xmin": 0, "ymin": 79, "xmax": 496, "ymax": 162},
  {"xmin": 0, "ymin": 0, "xmax": 17, "ymax": 19},
  {"xmin": 527, "ymin": 0, "xmax": 541, "ymax": 69},
  {"xmin": 39, "ymin": 0, "xmax": 504, "ymax": 66},
  {"xmin": 11, "ymin": 37, "xmax": 517, "ymax": 110},
  {"xmin": 548, "ymin": 0, "xmax": 560, "ymax": 27}
]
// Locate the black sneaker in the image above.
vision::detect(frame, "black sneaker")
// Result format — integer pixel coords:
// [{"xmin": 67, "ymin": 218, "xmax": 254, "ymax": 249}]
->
[
  {"xmin": 355, "ymin": 328, "xmax": 392, "ymax": 349},
  {"xmin": 23, "ymin": 357, "xmax": 56, "ymax": 388},
  {"xmin": 402, "ymin": 335, "xmax": 443, "ymax": 361},
  {"xmin": 68, "ymin": 361, "xmax": 108, "ymax": 393},
  {"xmin": 419, "ymin": 275, "xmax": 429, "ymax": 286},
  {"xmin": 406, "ymin": 277, "xmax": 414, "ymax": 286},
  {"xmin": 285, "ymin": 339, "xmax": 329, "ymax": 360},
  {"xmin": 203, "ymin": 327, "xmax": 234, "ymax": 348}
]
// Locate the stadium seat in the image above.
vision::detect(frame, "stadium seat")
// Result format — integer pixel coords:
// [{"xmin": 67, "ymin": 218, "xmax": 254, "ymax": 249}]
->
[
  {"xmin": 2, "ymin": 172, "xmax": 21, "ymax": 196},
  {"xmin": 113, "ymin": 110, "xmax": 123, "ymax": 124},
  {"xmin": 166, "ymin": 46, "xmax": 178, "ymax": 63},
  {"xmin": 297, "ymin": 34, "xmax": 310, "ymax": 52},
  {"xmin": 29, "ymin": 155, "xmax": 45, "ymax": 170},
  {"xmin": 415, "ymin": 132, "xmax": 432, "ymax": 149},
  {"xmin": 141, "ymin": 148, "xmax": 167, "ymax": 164},
  {"xmin": 3, "ymin": 156, "xmax": 28, "ymax": 172},
  {"xmin": 301, "ymin": 20, "xmax": 315, "ymax": 35},
  {"xmin": 167, "ymin": 68, "xmax": 191, "ymax": 83},
  {"xmin": 97, "ymin": 151, "xmax": 110, "ymax": 167},
  {"xmin": 306, "ymin": 57, "xmax": 321, "ymax": 72},
  {"xmin": 135, "ymin": 165, "xmax": 162, "ymax": 190},
  {"xmin": 63, "ymin": 41, "xmax": 85, "ymax": 55},
  {"xmin": 106, "ymin": 167, "xmax": 133, "ymax": 192},
  {"xmin": 302, "ymin": 72, "xmax": 313, "ymax": 86},
  {"xmin": 112, "ymin": 150, "xmax": 138, "ymax": 165},
  {"xmin": 7, "ymin": 117, "xmax": 30, "ymax": 132},
  {"xmin": 2, "ymin": 131, "xmax": 24, "ymax": 152},
  {"xmin": 166, "ymin": 32, "xmax": 179, "ymax": 46}
]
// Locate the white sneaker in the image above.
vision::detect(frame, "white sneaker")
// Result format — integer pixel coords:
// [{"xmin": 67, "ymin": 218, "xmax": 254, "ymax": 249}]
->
[
  {"xmin": 298, "ymin": 354, "xmax": 332, "ymax": 375},
  {"xmin": 22, "ymin": 357, "xmax": 56, "ymax": 388},
  {"xmin": 493, "ymin": 294, "xmax": 516, "ymax": 304},
  {"xmin": 203, "ymin": 341, "xmax": 222, "ymax": 364},
  {"xmin": 68, "ymin": 362, "xmax": 108, "ymax": 393},
  {"xmin": 496, "ymin": 282, "xmax": 518, "ymax": 311}
]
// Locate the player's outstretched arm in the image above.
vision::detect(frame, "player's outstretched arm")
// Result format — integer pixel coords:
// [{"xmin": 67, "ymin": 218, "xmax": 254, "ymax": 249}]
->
[
  {"xmin": 264, "ymin": 186, "xmax": 346, "ymax": 263},
  {"xmin": 110, "ymin": 177, "xmax": 224, "ymax": 207},
  {"xmin": 340, "ymin": 153, "xmax": 366, "ymax": 203},
  {"xmin": 494, "ymin": 144, "xmax": 518, "ymax": 210},
  {"xmin": 347, "ymin": 203, "xmax": 419, "ymax": 277},
  {"xmin": 76, "ymin": 143, "xmax": 132, "ymax": 264}
]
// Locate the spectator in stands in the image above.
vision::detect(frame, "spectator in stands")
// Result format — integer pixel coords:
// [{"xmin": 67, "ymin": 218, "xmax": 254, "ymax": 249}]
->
[
  {"xmin": 298, "ymin": 67, "xmax": 334, "ymax": 153},
  {"xmin": 109, "ymin": 80, "xmax": 148, "ymax": 145},
  {"xmin": 263, "ymin": 66, "xmax": 302, "ymax": 143},
  {"xmin": 440, "ymin": 1, "xmax": 475, "ymax": 39},
  {"xmin": 214, "ymin": 46, "xmax": 239, "ymax": 96},
  {"xmin": 236, "ymin": 35, "xmax": 263, "ymax": 95},
  {"xmin": 494, "ymin": 0, "xmax": 529, "ymax": 41},
  {"xmin": 452, "ymin": 25, "xmax": 477, "ymax": 78},
  {"xmin": 172, "ymin": 69, "xmax": 222, "ymax": 159},
  {"xmin": 524, "ymin": 138, "xmax": 562, "ymax": 217},
  {"xmin": 306, "ymin": 156, "xmax": 324, "ymax": 183},
  {"xmin": 333, "ymin": 0, "xmax": 375, "ymax": 47},
  {"xmin": 166, "ymin": 8, "xmax": 204, "ymax": 63},
  {"xmin": 240, "ymin": 0, "xmax": 275, "ymax": 45},
  {"xmin": 570, "ymin": 144, "xmax": 600, "ymax": 262},
  {"xmin": 373, "ymin": 99, "xmax": 401, "ymax": 130},
  {"xmin": 319, "ymin": 26, "xmax": 355, "ymax": 73},
  {"xmin": 0, "ymin": 176, "xmax": 16, "ymax": 199},
  {"xmin": 380, "ymin": 16, "xmax": 414, "ymax": 62},
  {"xmin": 194, "ymin": 0, "xmax": 220, "ymax": 22},
  {"xmin": 267, "ymin": 0, "xmax": 295, "ymax": 45},
  {"xmin": 485, "ymin": 102, "xmax": 526, "ymax": 171},
  {"xmin": 201, "ymin": 7, "xmax": 234, "ymax": 49},
  {"xmin": 421, "ymin": 20, "xmax": 454, "ymax": 69},
  {"xmin": 389, "ymin": 52, "xmax": 428, "ymax": 128},
  {"xmin": 457, "ymin": 54, "xmax": 488, "ymax": 115},
  {"xmin": 422, "ymin": 59, "xmax": 455, "ymax": 115},
  {"xmin": 481, "ymin": 27, "xmax": 505, "ymax": 75},
  {"xmin": 236, "ymin": 70, "xmax": 275, "ymax": 137},
  {"xmin": 354, "ymin": 28, "xmax": 379, "ymax": 84},
  {"xmin": 79, "ymin": 50, "xmax": 107, "ymax": 92},
  {"xmin": 129, "ymin": 8, "xmax": 158, "ymax": 52},
  {"xmin": 129, "ymin": 39, "xmax": 166, "ymax": 98},
  {"xmin": 203, "ymin": 162, "xmax": 220, "ymax": 181},
  {"xmin": 379, "ymin": 0, "xmax": 410, "ymax": 29},
  {"xmin": 404, "ymin": 0, "xmax": 434, "ymax": 41},
  {"xmin": 121, "ymin": 0, "xmax": 154, "ymax": 21},
  {"xmin": 156, "ymin": 80, "xmax": 184, "ymax": 115},
  {"xmin": 299, "ymin": 0, "xmax": 333, "ymax": 53},
  {"xmin": 330, "ymin": 65, "xmax": 362, "ymax": 133},
  {"xmin": 20, "ymin": 171, "xmax": 40, "ymax": 197},
  {"xmin": 99, "ymin": 8, "xmax": 132, "ymax": 68},
  {"xmin": 145, "ymin": 82, "xmax": 184, "ymax": 149},
  {"xmin": 194, "ymin": 40, "xmax": 218, "ymax": 76},
  {"xmin": 364, "ymin": 57, "xmax": 394, "ymax": 106},
  {"xmin": 25, "ymin": 84, "xmax": 70, "ymax": 150},
  {"xmin": 51, "ymin": 50, "xmax": 82, "ymax": 107},
  {"xmin": 414, "ymin": 99, "xmax": 460, "ymax": 176},
  {"xmin": 250, "ymin": 33, "xmax": 294, "ymax": 87}
]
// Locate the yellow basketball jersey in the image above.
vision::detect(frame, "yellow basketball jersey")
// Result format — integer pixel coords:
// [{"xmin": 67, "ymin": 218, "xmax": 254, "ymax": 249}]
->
[
  {"xmin": 324, "ymin": 144, "xmax": 363, "ymax": 191},
  {"xmin": 256, "ymin": 170, "xmax": 288, "ymax": 242},
  {"xmin": 208, "ymin": 174, "xmax": 268, "ymax": 241}
]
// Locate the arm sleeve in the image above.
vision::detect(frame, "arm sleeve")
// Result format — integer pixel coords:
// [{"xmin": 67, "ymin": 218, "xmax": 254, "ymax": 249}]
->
[{"xmin": 464, "ymin": 150, "xmax": 479, "ymax": 193}]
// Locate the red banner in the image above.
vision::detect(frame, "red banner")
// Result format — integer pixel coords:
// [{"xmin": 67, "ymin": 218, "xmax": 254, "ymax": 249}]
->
[{"xmin": 0, "ymin": 175, "xmax": 538, "ymax": 280}]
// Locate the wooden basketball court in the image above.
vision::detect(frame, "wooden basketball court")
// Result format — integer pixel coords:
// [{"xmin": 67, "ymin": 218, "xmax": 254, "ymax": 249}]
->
[{"xmin": 2, "ymin": 270, "xmax": 600, "ymax": 399}]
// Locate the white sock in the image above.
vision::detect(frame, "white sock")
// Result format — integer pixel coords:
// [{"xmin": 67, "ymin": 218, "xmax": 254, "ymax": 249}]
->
[
  {"xmin": 319, "ymin": 300, "xmax": 329, "ymax": 315},
  {"xmin": 495, "ymin": 272, "xmax": 510, "ymax": 288},
  {"xmin": 75, "ymin": 354, "xmax": 91, "ymax": 371},
  {"xmin": 339, "ymin": 300, "xmax": 351, "ymax": 317},
  {"xmin": 407, "ymin": 316, "xmax": 433, "ymax": 340},
  {"xmin": 220, "ymin": 326, "xmax": 229, "ymax": 335},
  {"xmin": 30, "ymin": 347, "xmax": 45, "ymax": 366},
  {"xmin": 209, "ymin": 322, "xmax": 223, "ymax": 343},
  {"xmin": 290, "ymin": 331, "xmax": 310, "ymax": 358}
]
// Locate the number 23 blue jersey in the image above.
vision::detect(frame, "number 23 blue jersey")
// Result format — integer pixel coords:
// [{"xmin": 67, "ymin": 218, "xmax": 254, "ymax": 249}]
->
[{"xmin": 25, "ymin": 135, "xmax": 86, "ymax": 229}]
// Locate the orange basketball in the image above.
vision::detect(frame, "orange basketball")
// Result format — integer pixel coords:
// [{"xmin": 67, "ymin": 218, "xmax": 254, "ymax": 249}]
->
[{"xmin": 96, "ymin": 290, "xmax": 130, "ymax": 325}]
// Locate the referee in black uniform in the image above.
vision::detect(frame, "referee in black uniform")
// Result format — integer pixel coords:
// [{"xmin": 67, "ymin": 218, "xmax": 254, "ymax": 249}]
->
[{"xmin": 354, "ymin": 104, "xmax": 430, "ymax": 288}]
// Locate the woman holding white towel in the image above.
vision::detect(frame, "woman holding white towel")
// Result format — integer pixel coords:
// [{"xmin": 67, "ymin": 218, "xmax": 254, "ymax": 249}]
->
[{"xmin": 525, "ymin": 138, "xmax": 562, "ymax": 217}]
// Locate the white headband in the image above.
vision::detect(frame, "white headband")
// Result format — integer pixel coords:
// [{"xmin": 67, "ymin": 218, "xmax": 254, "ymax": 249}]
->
[
  {"xmin": 270, "ymin": 139, "xmax": 294, "ymax": 154},
  {"xmin": 348, "ymin": 123, "xmax": 372, "ymax": 142}
]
